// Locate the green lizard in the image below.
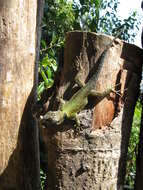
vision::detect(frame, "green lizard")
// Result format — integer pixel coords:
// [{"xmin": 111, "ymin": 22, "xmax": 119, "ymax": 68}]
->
[{"xmin": 40, "ymin": 35, "xmax": 120, "ymax": 126}]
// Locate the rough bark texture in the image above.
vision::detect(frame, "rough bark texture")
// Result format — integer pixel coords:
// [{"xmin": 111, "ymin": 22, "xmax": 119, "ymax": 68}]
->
[
  {"xmin": 39, "ymin": 31, "xmax": 143, "ymax": 190},
  {"xmin": 0, "ymin": 1, "xmax": 44, "ymax": 189}
]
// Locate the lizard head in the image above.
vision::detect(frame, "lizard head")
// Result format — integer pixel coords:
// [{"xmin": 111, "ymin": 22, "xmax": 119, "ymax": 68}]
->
[{"xmin": 40, "ymin": 110, "xmax": 64, "ymax": 125}]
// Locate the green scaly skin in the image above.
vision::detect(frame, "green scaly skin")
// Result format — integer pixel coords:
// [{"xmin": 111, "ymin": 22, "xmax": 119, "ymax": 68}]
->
[{"xmin": 40, "ymin": 37, "xmax": 118, "ymax": 126}]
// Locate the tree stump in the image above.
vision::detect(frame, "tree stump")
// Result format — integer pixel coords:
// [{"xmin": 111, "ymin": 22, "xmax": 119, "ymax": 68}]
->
[{"xmin": 39, "ymin": 31, "xmax": 143, "ymax": 190}]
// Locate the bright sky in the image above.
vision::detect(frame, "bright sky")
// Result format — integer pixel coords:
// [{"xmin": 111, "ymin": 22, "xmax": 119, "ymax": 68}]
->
[
  {"xmin": 74, "ymin": 0, "xmax": 143, "ymax": 47},
  {"xmin": 117, "ymin": 0, "xmax": 143, "ymax": 47}
]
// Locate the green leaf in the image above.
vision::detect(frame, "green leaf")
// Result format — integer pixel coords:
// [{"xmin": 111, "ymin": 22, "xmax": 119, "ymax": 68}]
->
[
  {"xmin": 45, "ymin": 67, "xmax": 52, "ymax": 78},
  {"xmin": 40, "ymin": 66, "xmax": 49, "ymax": 86},
  {"xmin": 37, "ymin": 82, "xmax": 45, "ymax": 100},
  {"xmin": 41, "ymin": 40, "xmax": 47, "ymax": 49}
]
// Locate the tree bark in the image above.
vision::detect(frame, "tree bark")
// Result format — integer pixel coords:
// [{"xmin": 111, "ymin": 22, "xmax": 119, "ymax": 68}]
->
[
  {"xmin": 0, "ymin": 1, "xmax": 44, "ymax": 189},
  {"xmin": 39, "ymin": 31, "xmax": 142, "ymax": 190}
]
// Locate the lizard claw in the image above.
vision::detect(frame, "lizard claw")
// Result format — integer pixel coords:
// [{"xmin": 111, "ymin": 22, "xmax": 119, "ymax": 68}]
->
[{"xmin": 111, "ymin": 89, "xmax": 121, "ymax": 97}]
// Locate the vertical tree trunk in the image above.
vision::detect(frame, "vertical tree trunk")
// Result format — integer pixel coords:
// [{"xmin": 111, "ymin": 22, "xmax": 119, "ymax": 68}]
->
[
  {"xmin": 39, "ymin": 31, "xmax": 142, "ymax": 190},
  {"xmin": 0, "ymin": 1, "xmax": 44, "ymax": 189}
]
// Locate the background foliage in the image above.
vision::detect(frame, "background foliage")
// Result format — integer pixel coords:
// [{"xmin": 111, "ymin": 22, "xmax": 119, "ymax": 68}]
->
[
  {"xmin": 125, "ymin": 101, "xmax": 141, "ymax": 188},
  {"xmin": 39, "ymin": 0, "xmax": 141, "ymax": 188},
  {"xmin": 38, "ymin": 0, "xmax": 75, "ymax": 99}
]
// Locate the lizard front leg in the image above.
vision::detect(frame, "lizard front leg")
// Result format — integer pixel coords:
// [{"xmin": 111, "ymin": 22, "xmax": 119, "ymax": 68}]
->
[{"xmin": 73, "ymin": 113, "xmax": 81, "ymax": 127}]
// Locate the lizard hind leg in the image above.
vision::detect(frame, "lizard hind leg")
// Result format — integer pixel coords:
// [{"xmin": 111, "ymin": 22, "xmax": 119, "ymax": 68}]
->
[
  {"xmin": 75, "ymin": 74, "xmax": 85, "ymax": 88},
  {"xmin": 74, "ymin": 57, "xmax": 86, "ymax": 88},
  {"xmin": 90, "ymin": 83, "xmax": 122, "ymax": 99},
  {"xmin": 90, "ymin": 88, "xmax": 113, "ymax": 98}
]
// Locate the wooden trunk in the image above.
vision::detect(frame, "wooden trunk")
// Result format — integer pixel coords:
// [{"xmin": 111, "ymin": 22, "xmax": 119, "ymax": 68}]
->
[
  {"xmin": 0, "ymin": 1, "xmax": 44, "ymax": 189},
  {"xmin": 39, "ymin": 31, "xmax": 143, "ymax": 190}
]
